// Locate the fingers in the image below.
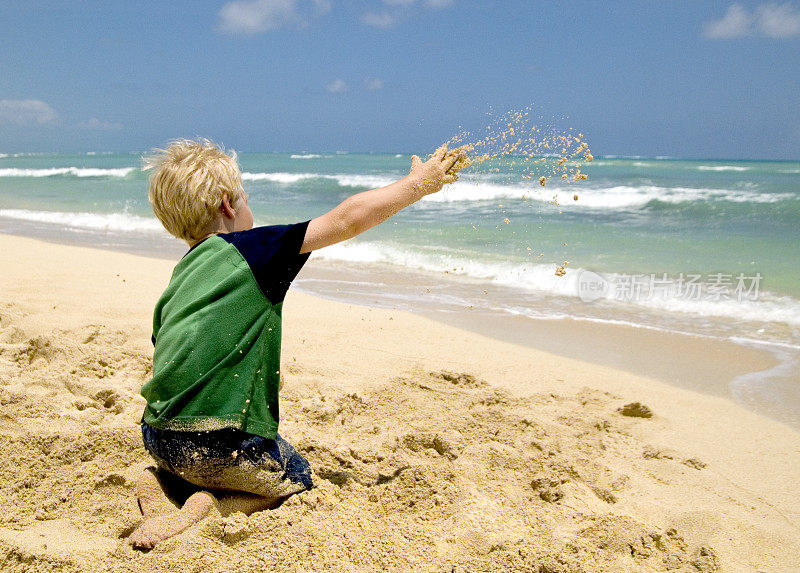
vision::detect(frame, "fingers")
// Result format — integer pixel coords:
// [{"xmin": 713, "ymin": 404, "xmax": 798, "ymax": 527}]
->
[
  {"xmin": 410, "ymin": 146, "xmax": 460, "ymax": 189},
  {"xmin": 443, "ymin": 152, "xmax": 459, "ymax": 172}
]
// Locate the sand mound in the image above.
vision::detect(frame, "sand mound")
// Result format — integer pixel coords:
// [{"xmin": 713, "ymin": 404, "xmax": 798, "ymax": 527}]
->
[{"xmin": 0, "ymin": 302, "xmax": 729, "ymax": 571}]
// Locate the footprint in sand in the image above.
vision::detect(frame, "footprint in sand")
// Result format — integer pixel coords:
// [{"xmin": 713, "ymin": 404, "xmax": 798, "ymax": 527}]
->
[
  {"xmin": 430, "ymin": 370, "xmax": 487, "ymax": 388},
  {"xmin": 617, "ymin": 402, "xmax": 653, "ymax": 418},
  {"xmin": 12, "ymin": 336, "xmax": 55, "ymax": 366}
]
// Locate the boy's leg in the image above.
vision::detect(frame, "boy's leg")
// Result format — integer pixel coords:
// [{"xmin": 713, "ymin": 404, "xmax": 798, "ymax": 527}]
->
[
  {"xmin": 135, "ymin": 466, "xmax": 178, "ymax": 518},
  {"xmin": 130, "ymin": 467, "xmax": 280, "ymax": 549},
  {"xmin": 129, "ymin": 490, "xmax": 217, "ymax": 549},
  {"xmin": 216, "ymin": 492, "xmax": 284, "ymax": 516}
]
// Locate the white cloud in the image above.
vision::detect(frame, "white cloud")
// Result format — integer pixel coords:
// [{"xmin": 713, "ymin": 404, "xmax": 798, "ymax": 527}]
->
[
  {"xmin": 217, "ymin": 0, "xmax": 330, "ymax": 35},
  {"xmin": 704, "ymin": 4, "xmax": 753, "ymax": 38},
  {"xmin": 0, "ymin": 100, "xmax": 58, "ymax": 126},
  {"xmin": 80, "ymin": 117, "xmax": 123, "ymax": 130},
  {"xmin": 364, "ymin": 0, "xmax": 453, "ymax": 27},
  {"xmin": 756, "ymin": 3, "xmax": 800, "ymax": 37},
  {"xmin": 382, "ymin": 0, "xmax": 453, "ymax": 5},
  {"xmin": 326, "ymin": 79, "xmax": 349, "ymax": 93},
  {"xmin": 365, "ymin": 78, "xmax": 384, "ymax": 90},
  {"xmin": 704, "ymin": 3, "xmax": 800, "ymax": 39},
  {"xmin": 362, "ymin": 11, "xmax": 397, "ymax": 27}
]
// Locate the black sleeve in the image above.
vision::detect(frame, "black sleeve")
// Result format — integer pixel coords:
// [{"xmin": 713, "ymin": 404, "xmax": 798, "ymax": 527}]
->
[{"xmin": 221, "ymin": 221, "xmax": 311, "ymax": 304}]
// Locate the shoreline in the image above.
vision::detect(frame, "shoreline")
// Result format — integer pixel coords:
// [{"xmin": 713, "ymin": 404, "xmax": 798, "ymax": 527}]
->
[
  {"xmin": 1, "ymin": 223, "xmax": 797, "ymax": 434},
  {"xmin": 1, "ymin": 233, "xmax": 800, "ymax": 570},
  {"xmin": 296, "ymin": 262, "xmax": 799, "ymax": 432}
]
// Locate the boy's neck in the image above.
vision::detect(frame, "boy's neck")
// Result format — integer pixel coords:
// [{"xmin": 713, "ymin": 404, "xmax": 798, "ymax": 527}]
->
[
  {"xmin": 186, "ymin": 194, "xmax": 253, "ymax": 247},
  {"xmin": 187, "ymin": 217, "xmax": 228, "ymax": 248}
]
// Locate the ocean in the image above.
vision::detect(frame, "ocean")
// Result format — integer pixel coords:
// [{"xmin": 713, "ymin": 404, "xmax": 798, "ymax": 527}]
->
[{"xmin": 1, "ymin": 151, "xmax": 799, "ymax": 427}]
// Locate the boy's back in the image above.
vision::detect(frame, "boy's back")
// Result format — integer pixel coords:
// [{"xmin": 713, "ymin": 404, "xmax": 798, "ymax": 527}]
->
[{"xmin": 142, "ymin": 223, "xmax": 309, "ymax": 438}]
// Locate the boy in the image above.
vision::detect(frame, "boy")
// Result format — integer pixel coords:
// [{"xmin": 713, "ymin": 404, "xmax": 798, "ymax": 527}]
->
[{"xmin": 129, "ymin": 139, "xmax": 461, "ymax": 548}]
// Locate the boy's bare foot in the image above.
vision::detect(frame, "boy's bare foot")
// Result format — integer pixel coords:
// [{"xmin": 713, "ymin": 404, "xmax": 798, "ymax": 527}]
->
[
  {"xmin": 135, "ymin": 467, "xmax": 177, "ymax": 518},
  {"xmin": 129, "ymin": 491, "xmax": 217, "ymax": 549}
]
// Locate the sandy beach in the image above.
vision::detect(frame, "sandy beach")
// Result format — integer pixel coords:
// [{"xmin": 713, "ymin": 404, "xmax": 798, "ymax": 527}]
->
[{"xmin": 1, "ymin": 233, "xmax": 799, "ymax": 572}]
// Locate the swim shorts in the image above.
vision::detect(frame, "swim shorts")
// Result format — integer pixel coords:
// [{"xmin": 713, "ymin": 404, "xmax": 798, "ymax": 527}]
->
[{"xmin": 141, "ymin": 421, "xmax": 314, "ymax": 502}]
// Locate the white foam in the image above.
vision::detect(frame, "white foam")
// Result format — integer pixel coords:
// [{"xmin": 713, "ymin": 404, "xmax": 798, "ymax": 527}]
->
[
  {"xmin": 635, "ymin": 290, "xmax": 800, "ymax": 326},
  {"xmin": 422, "ymin": 182, "xmax": 794, "ymax": 208},
  {"xmin": 0, "ymin": 152, "xmax": 42, "ymax": 158},
  {"xmin": 422, "ymin": 181, "xmax": 528, "ymax": 203},
  {"xmin": 0, "ymin": 167, "xmax": 135, "ymax": 178},
  {"xmin": 0, "ymin": 209, "xmax": 165, "ymax": 233},
  {"xmin": 729, "ymin": 336, "xmax": 800, "ymax": 352},
  {"xmin": 241, "ymin": 172, "xmax": 318, "ymax": 183},
  {"xmin": 500, "ymin": 306, "xmax": 712, "ymax": 336},
  {"xmin": 329, "ymin": 174, "xmax": 397, "ymax": 188},
  {"xmin": 290, "ymin": 154, "xmax": 323, "ymax": 159},
  {"xmin": 241, "ymin": 171, "xmax": 397, "ymax": 189},
  {"xmin": 312, "ymin": 240, "xmax": 800, "ymax": 327},
  {"xmin": 227, "ymin": 170, "xmax": 797, "ymax": 209},
  {"xmin": 552, "ymin": 185, "xmax": 659, "ymax": 208},
  {"xmin": 697, "ymin": 165, "xmax": 752, "ymax": 172},
  {"xmin": 552, "ymin": 185, "xmax": 793, "ymax": 208},
  {"xmin": 780, "ymin": 169, "xmax": 800, "ymax": 174}
]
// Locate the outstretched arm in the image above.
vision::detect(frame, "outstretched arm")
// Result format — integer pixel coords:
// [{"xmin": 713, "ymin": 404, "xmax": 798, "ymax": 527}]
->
[{"xmin": 300, "ymin": 147, "xmax": 459, "ymax": 254}]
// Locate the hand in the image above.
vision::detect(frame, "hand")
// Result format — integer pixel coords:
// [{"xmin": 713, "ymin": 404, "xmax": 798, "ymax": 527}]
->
[{"xmin": 409, "ymin": 145, "xmax": 460, "ymax": 196}]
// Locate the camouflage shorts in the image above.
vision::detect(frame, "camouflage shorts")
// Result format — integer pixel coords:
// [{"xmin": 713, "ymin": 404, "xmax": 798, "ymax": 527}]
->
[{"xmin": 141, "ymin": 421, "xmax": 314, "ymax": 502}]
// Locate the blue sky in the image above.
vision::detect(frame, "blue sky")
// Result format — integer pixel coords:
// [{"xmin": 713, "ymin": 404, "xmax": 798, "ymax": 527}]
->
[{"xmin": 1, "ymin": 1, "xmax": 799, "ymax": 159}]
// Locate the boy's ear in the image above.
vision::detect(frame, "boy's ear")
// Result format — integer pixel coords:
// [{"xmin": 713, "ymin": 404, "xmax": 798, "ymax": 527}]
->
[{"xmin": 220, "ymin": 194, "xmax": 235, "ymax": 219}]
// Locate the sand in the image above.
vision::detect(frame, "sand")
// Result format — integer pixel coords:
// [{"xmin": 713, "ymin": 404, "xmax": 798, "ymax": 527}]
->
[
  {"xmin": 443, "ymin": 146, "xmax": 473, "ymax": 174},
  {"xmin": 1, "ymin": 233, "xmax": 799, "ymax": 572},
  {"xmin": 445, "ymin": 108, "xmax": 593, "ymax": 201}
]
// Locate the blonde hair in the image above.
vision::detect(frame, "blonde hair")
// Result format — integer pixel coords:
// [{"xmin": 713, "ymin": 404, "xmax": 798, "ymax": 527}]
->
[{"xmin": 143, "ymin": 138, "xmax": 244, "ymax": 242}]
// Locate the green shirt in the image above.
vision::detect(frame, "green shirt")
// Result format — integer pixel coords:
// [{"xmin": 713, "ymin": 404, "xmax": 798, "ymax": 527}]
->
[{"xmin": 140, "ymin": 222, "xmax": 310, "ymax": 439}]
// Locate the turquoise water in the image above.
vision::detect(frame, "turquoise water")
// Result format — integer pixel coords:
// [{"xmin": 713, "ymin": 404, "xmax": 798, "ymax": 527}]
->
[{"xmin": 1, "ymin": 151, "xmax": 799, "ymax": 345}]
